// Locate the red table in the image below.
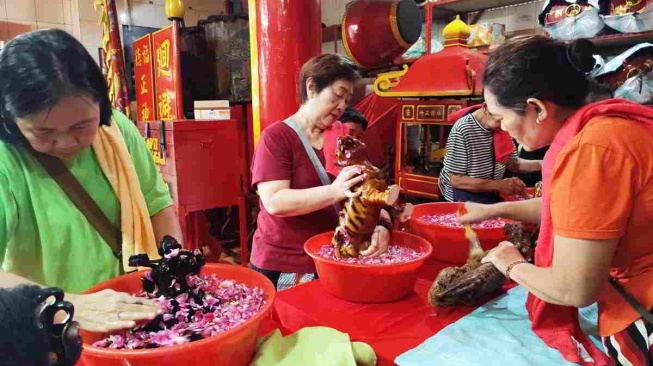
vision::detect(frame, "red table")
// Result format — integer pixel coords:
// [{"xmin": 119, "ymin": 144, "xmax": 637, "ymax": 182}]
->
[
  {"xmin": 270, "ymin": 259, "xmax": 513, "ymax": 366},
  {"xmin": 75, "ymin": 261, "xmax": 511, "ymax": 366}
]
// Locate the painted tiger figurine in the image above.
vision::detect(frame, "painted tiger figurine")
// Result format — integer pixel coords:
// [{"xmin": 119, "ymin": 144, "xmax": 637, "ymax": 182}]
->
[{"xmin": 332, "ymin": 135, "xmax": 401, "ymax": 258}]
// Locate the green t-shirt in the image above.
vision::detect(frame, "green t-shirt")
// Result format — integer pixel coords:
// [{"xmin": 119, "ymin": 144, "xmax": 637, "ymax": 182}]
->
[{"xmin": 0, "ymin": 111, "xmax": 172, "ymax": 293}]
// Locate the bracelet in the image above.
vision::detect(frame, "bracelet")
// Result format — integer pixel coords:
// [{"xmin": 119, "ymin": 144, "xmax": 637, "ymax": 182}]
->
[
  {"xmin": 376, "ymin": 217, "xmax": 394, "ymax": 233},
  {"xmin": 505, "ymin": 260, "xmax": 528, "ymax": 280}
]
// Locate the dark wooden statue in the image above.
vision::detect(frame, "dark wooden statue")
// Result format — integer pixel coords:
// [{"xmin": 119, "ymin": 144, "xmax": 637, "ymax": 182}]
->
[
  {"xmin": 129, "ymin": 235, "xmax": 205, "ymax": 298},
  {"xmin": 428, "ymin": 223, "xmax": 538, "ymax": 307}
]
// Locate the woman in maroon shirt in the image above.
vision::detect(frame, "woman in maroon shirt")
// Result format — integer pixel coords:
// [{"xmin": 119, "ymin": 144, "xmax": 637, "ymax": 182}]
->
[{"xmin": 250, "ymin": 54, "xmax": 392, "ymax": 289}]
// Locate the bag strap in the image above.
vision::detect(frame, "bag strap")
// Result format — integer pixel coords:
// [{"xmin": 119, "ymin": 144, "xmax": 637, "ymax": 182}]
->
[
  {"xmin": 284, "ymin": 119, "xmax": 332, "ymax": 186},
  {"xmin": 610, "ymin": 277, "xmax": 653, "ymax": 325},
  {"xmin": 26, "ymin": 144, "xmax": 123, "ymax": 260},
  {"xmin": 283, "ymin": 119, "xmax": 341, "ymax": 214}
]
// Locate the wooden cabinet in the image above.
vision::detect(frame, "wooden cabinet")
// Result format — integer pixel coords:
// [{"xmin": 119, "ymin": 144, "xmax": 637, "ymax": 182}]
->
[
  {"xmin": 395, "ymin": 99, "xmax": 470, "ymax": 200},
  {"xmin": 137, "ymin": 118, "xmax": 249, "ymax": 264}
]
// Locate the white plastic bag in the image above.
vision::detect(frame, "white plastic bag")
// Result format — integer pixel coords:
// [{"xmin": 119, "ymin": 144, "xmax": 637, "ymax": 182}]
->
[
  {"xmin": 614, "ymin": 71, "xmax": 653, "ymax": 104},
  {"xmin": 544, "ymin": 6, "xmax": 605, "ymax": 40}
]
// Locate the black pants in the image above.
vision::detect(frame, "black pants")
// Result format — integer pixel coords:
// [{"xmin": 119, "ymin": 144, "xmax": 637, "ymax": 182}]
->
[
  {"xmin": 452, "ymin": 188, "xmax": 501, "ymax": 204},
  {"xmin": 248, "ymin": 263, "xmax": 281, "ymax": 288},
  {"xmin": 248, "ymin": 263, "xmax": 318, "ymax": 289}
]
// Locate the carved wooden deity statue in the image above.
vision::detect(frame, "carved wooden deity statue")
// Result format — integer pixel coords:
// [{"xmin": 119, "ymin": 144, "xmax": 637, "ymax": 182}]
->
[
  {"xmin": 129, "ymin": 236, "xmax": 205, "ymax": 298},
  {"xmin": 428, "ymin": 223, "xmax": 538, "ymax": 307},
  {"xmin": 332, "ymin": 135, "xmax": 401, "ymax": 258}
]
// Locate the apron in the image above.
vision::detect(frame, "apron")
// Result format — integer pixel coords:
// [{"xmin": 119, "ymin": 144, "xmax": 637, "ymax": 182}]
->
[{"xmin": 528, "ymin": 98, "xmax": 653, "ymax": 366}]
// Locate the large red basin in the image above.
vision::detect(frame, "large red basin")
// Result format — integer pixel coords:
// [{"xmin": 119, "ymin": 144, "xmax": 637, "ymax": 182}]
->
[
  {"xmin": 305, "ymin": 231, "xmax": 432, "ymax": 304},
  {"xmin": 80, "ymin": 263, "xmax": 275, "ymax": 366},
  {"xmin": 501, "ymin": 187, "xmax": 536, "ymax": 202},
  {"xmin": 408, "ymin": 202, "xmax": 512, "ymax": 265}
]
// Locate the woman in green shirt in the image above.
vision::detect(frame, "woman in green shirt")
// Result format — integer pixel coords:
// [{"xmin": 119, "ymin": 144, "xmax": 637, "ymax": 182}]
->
[{"xmin": 0, "ymin": 30, "xmax": 182, "ymax": 332}]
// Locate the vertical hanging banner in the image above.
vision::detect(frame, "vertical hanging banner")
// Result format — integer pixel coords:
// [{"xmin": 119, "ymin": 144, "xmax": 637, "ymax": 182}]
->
[
  {"xmin": 133, "ymin": 34, "xmax": 156, "ymax": 122},
  {"xmin": 152, "ymin": 26, "xmax": 180, "ymax": 121},
  {"xmin": 96, "ymin": 0, "xmax": 131, "ymax": 116}
]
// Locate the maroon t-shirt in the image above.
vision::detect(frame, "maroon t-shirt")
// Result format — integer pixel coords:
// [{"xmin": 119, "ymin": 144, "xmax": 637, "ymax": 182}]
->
[{"xmin": 251, "ymin": 121, "xmax": 339, "ymax": 273}]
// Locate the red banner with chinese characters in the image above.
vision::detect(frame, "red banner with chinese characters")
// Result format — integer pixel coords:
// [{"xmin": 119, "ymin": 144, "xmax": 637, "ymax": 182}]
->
[
  {"xmin": 133, "ymin": 34, "xmax": 155, "ymax": 122},
  {"xmin": 98, "ymin": 0, "xmax": 131, "ymax": 116},
  {"xmin": 152, "ymin": 26, "xmax": 181, "ymax": 121}
]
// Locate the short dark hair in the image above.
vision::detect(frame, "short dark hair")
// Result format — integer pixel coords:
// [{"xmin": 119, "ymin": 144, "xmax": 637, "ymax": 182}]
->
[
  {"xmin": 483, "ymin": 35, "xmax": 596, "ymax": 115},
  {"xmin": 298, "ymin": 54, "xmax": 360, "ymax": 104},
  {"xmin": 586, "ymin": 80, "xmax": 613, "ymax": 103},
  {"xmin": 0, "ymin": 29, "xmax": 112, "ymax": 143},
  {"xmin": 340, "ymin": 107, "xmax": 368, "ymax": 130}
]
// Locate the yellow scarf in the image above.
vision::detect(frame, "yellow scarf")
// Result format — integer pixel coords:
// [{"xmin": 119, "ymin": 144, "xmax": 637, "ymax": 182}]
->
[{"xmin": 92, "ymin": 118, "xmax": 160, "ymax": 270}]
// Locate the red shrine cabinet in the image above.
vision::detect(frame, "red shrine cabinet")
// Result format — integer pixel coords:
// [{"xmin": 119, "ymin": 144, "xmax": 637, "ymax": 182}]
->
[
  {"xmin": 341, "ymin": 0, "xmax": 486, "ymax": 200},
  {"xmin": 132, "ymin": 20, "xmax": 250, "ymax": 264},
  {"xmin": 371, "ymin": 16, "xmax": 486, "ymax": 200},
  {"xmin": 394, "ymin": 100, "xmax": 467, "ymax": 200}
]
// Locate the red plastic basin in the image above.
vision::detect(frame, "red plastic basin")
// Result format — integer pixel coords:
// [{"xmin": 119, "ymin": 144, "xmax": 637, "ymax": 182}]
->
[
  {"xmin": 80, "ymin": 263, "xmax": 276, "ymax": 366},
  {"xmin": 501, "ymin": 187, "xmax": 536, "ymax": 202},
  {"xmin": 304, "ymin": 231, "xmax": 432, "ymax": 304},
  {"xmin": 408, "ymin": 202, "xmax": 512, "ymax": 265}
]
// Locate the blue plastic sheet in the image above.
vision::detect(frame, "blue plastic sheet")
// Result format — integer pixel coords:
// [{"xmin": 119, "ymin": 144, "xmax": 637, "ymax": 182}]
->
[{"xmin": 395, "ymin": 286, "xmax": 604, "ymax": 366}]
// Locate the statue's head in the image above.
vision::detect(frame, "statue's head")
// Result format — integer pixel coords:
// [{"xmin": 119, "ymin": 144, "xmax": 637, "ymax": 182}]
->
[{"xmin": 336, "ymin": 135, "xmax": 366, "ymax": 166}]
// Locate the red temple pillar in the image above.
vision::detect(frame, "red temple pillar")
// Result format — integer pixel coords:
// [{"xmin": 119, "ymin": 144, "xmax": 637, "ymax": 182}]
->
[{"xmin": 248, "ymin": 0, "xmax": 322, "ymax": 145}]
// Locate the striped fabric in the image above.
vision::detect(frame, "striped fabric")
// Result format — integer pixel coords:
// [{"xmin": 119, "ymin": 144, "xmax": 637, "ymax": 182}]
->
[
  {"xmin": 277, "ymin": 273, "xmax": 316, "ymax": 291},
  {"xmin": 439, "ymin": 114, "xmax": 516, "ymax": 202},
  {"xmin": 602, "ymin": 318, "xmax": 653, "ymax": 366}
]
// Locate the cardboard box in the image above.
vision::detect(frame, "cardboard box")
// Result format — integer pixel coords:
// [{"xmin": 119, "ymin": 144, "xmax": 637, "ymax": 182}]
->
[
  {"xmin": 468, "ymin": 23, "xmax": 506, "ymax": 48},
  {"xmin": 194, "ymin": 100, "xmax": 231, "ymax": 120}
]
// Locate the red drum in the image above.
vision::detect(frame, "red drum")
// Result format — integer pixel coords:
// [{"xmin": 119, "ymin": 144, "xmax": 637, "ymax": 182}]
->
[{"xmin": 342, "ymin": 0, "xmax": 421, "ymax": 68}]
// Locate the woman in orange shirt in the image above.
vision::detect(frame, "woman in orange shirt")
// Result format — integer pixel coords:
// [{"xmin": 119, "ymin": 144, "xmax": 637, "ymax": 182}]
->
[{"xmin": 460, "ymin": 35, "xmax": 653, "ymax": 366}]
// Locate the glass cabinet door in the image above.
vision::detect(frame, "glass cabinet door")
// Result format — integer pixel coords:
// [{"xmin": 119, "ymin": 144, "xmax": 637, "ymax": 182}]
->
[{"xmin": 399, "ymin": 122, "xmax": 452, "ymax": 177}]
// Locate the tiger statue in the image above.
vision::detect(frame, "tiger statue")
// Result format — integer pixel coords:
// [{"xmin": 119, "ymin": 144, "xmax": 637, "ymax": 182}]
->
[{"xmin": 332, "ymin": 135, "xmax": 401, "ymax": 258}]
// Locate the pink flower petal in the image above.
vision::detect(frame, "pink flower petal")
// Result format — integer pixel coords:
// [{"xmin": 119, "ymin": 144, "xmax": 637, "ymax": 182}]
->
[
  {"xmin": 317, "ymin": 245, "xmax": 424, "ymax": 265},
  {"xmin": 94, "ymin": 274, "xmax": 266, "ymax": 350},
  {"xmin": 417, "ymin": 214, "xmax": 506, "ymax": 229}
]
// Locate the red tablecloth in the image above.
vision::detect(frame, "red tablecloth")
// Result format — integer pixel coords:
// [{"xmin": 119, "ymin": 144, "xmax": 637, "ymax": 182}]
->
[
  {"xmin": 76, "ymin": 260, "xmax": 512, "ymax": 366},
  {"xmin": 271, "ymin": 259, "xmax": 514, "ymax": 366}
]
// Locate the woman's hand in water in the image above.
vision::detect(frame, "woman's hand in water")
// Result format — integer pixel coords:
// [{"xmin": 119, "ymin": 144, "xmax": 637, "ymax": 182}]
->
[
  {"xmin": 360, "ymin": 225, "xmax": 390, "ymax": 258},
  {"xmin": 458, "ymin": 202, "xmax": 498, "ymax": 224},
  {"xmin": 66, "ymin": 289, "xmax": 158, "ymax": 332}
]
